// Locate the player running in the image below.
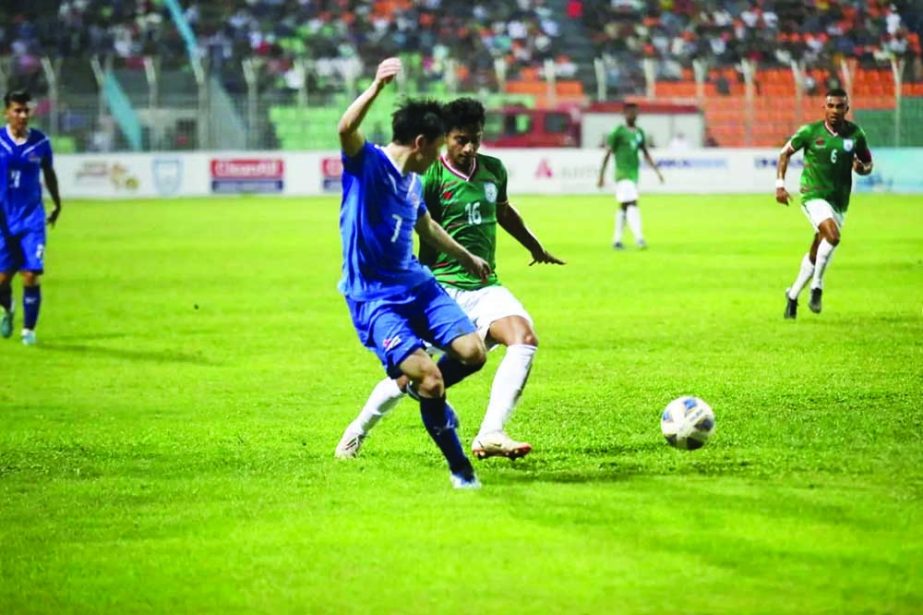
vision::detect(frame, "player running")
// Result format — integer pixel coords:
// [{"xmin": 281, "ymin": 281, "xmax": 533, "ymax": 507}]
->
[
  {"xmin": 776, "ymin": 88, "xmax": 873, "ymax": 319},
  {"xmin": 337, "ymin": 58, "xmax": 492, "ymax": 489},
  {"xmin": 596, "ymin": 102, "xmax": 663, "ymax": 250},
  {"xmin": 0, "ymin": 90, "xmax": 63, "ymax": 345},
  {"xmin": 336, "ymin": 97, "xmax": 564, "ymax": 462}
]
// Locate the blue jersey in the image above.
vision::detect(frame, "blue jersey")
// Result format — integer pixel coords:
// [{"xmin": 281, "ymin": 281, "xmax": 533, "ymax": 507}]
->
[
  {"xmin": 0, "ymin": 127, "xmax": 52, "ymax": 231},
  {"xmin": 337, "ymin": 141, "xmax": 434, "ymax": 301}
]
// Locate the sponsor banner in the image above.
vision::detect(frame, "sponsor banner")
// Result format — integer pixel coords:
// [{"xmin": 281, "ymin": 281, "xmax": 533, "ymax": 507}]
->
[
  {"xmin": 210, "ymin": 158, "xmax": 284, "ymax": 194},
  {"xmin": 491, "ymin": 148, "xmax": 807, "ymax": 194},
  {"xmin": 56, "ymin": 154, "xmax": 210, "ymax": 198},
  {"xmin": 55, "ymin": 148, "xmax": 923, "ymax": 198},
  {"xmin": 854, "ymin": 149, "xmax": 923, "ymax": 193},
  {"xmin": 321, "ymin": 156, "xmax": 343, "ymax": 193}
]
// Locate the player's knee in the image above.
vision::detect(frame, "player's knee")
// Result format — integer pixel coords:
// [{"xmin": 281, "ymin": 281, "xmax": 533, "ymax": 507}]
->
[
  {"xmin": 21, "ymin": 271, "xmax": 40, "ymax": 286},
  {"xmin": 462, "ymin": 339, "xmax": 487, "ymax": 368},
  {"xmin": 415, "ymin": 364, "xmax": 444, "ymax": 398},
  {"xmin": 519, "ymin": 331, "xmax": 539, "ymax": 347}
]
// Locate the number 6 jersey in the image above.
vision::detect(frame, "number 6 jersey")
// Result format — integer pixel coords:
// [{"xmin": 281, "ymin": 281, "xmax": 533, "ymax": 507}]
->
[{"xmin": 784, "ymin": 120, "xmax": 871, "ymax": 213}]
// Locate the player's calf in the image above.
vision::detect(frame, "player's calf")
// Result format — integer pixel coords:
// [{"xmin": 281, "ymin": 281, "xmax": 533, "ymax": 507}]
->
[{"xmin": 0, "ymin": 305, "xmax": 13, "ymax": 339}]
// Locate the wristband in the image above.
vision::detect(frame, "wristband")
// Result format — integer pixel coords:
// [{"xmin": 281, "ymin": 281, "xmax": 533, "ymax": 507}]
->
[{"xmin": 775, "ymin": 178, "xmax": 785, "ymax": 189}]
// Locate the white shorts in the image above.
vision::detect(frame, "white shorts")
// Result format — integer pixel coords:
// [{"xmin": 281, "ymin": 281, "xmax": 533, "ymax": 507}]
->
[
  {"xmin": 802, "ymin": 198, "xmax": 845, "ymax": 231},
  {"xmin": 615, "ymin": 179, "xmax": 639, "ymax": 204},
  {"xmin": 443, "ymin": 285, "xmax": 532, "ymax": 349}
]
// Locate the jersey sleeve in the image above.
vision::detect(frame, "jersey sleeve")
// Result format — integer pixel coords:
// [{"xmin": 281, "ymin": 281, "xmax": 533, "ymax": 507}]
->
[
  {"xmin": 341, "ymin": 140, "xmax": 371, "ymax": 174},
  {"xmin": 787, "ymin": 124, "xmax": 813, "ymax": 152}
]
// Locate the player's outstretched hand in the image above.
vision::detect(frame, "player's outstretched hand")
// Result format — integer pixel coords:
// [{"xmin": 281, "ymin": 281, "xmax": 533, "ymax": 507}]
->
[
  {"xmin": 529, "ymin": 248, "xmax": 565, "ymax": 266},
  {"xmin": 47, "ymin": 205, "xmax": 62, "ymax": 227},
  {"xmin": 375, "ymin": 58, "xmax": 402, "ymax": 87},
  {"xmin": 775, "ymin": 187, "xmax": 790, "ymax": 206},
  {"xmin": 596, "ymin": 177, "xmax": 605, "ymax": 189},
  {"xmin": 462, "ymin": 253, "xmax": 492, "ymax": 283}
]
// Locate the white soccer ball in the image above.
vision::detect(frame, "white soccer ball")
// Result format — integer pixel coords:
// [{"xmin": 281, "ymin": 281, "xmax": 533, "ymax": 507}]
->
[{"xmin": 661, "ymin": 396, "xmax": 716, "ymax": 450}]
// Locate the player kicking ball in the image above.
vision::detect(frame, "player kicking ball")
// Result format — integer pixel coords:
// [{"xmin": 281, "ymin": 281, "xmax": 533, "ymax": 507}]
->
[
  {"xmin": 776, "ymin": 88, "xmax": 872, "ymax": 319},
  {"xmin": 0, "ymin": 90, "xmax": 63, "ymax": 345},
  {"xmin": 336, "ymin": 97, "xmax": 564, "ymax": 462},
  {"xmin": 336, "ymin": 59, "xmax": 494, "ymax": 489}
]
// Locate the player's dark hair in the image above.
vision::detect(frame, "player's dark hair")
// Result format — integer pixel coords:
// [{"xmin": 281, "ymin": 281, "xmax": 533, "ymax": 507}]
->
[
  {"xmin": 443, "ymin": 97, "xmax": 485, "ymax": 132},
  {"xmin": 625, "ymin": 102, "xmax": 639, "ymax": 110},
  {"xmin": 826, "ymin": 87, "xmax": 848, "ymax": 99},
  {"xmin": 391, "ymin": 99, "xmax": 444, "ymax": 145},
  {"xmin": 4, "ymin": 90, "xmax": 31, "ymax": 108}
]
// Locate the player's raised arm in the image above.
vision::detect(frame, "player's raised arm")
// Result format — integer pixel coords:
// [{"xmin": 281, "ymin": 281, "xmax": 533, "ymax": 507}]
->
[
  {"xmin": 42, "ymin": 158, "xmax": 62, "ymax": 226},
  {"xmin": 415, "ymin": 211, "xmax": 491, "ymax": 282},
  {"xmin": 497, "ymin": 201, "xmax": 564, "ymax": 266},
  {"xmin": 337, "ymin": 58, "xmax": 401, "ymax": 157}
]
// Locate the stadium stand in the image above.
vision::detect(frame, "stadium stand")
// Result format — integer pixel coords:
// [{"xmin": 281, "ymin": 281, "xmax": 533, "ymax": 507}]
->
[{"xmin": 1, "ymin": 0, "xmax": 921, "ymax": 150}]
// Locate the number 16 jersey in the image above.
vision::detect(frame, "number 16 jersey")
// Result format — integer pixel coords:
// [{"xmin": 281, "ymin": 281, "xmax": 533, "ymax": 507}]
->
[{"xmin": 421, "ymin": 154, "xmax": 508, "ymax": 290}]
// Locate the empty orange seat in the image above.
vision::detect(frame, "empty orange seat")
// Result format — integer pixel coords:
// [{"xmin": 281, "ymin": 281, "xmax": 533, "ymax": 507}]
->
[{"xmin": 555, "ymin": 81, "xmax": 584, "ymax": 96}]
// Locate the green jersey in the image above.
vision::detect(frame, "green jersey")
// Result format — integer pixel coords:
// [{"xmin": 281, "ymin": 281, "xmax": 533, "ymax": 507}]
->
[
  {"xmin": 787, "ymin": 120, "xmax": 871, "ymax": 213},
  {"xmin": 419, "ymin": 154, "xmax": 508, "ymax": 290},
  {"xmin": 607, "ymin": 124, "xmax": 646, "ymax": 182}
]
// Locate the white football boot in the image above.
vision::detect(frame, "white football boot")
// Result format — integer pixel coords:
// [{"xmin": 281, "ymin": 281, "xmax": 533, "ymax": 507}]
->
[{"xmin": 471, "ymin": 431, "xmax": 532, "ymax": 460}]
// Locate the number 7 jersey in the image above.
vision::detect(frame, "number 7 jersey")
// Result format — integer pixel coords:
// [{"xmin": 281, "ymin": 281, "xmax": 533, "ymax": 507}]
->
[{"xmin": 421, "ymin": 153, "xmax": 508, "ymax": 290}]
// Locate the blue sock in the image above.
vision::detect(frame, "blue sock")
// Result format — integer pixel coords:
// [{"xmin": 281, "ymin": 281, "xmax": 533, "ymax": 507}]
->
[
  {"xmin": 0, "ymin": 285, "xmax": 10, "ymax": 311},
  {"xmin": 419, "ymin": 395, "xmax": 473, "ymax": 478},
  {"xmin": 437, "ymin": 355, "xmax": 484, "ymax": 389},
  {"xmin": 23, "ymin": 286, "xmax": 41, "ymax": 329}
]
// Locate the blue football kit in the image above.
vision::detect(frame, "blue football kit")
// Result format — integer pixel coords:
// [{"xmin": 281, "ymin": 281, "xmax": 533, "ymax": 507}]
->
[
  {"xmin": 0, "ymin": 127, "xmax": 53, "ymax": 273},
  {"xmin": 338, "ymin": 141, "xmax": 475, "ymax": 377}
]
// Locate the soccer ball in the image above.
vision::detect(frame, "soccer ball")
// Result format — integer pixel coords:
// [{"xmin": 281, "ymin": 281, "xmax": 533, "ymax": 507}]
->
[{"xmin": 660, "ymin": 396, "xmax": 716, "ymax": 450}]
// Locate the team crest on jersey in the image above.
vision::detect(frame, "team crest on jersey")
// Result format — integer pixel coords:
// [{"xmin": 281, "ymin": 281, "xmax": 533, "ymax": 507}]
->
[
  {"xmin": 843, "ymin": 139, "xmax": 854, "ymax": 152},
  {"xmin": 483, "ymin": 182, "xmax": 497, "ymax": 203},
  {"xmin": 814, "ymin": 138, "xmax": 826, "ymax": 147}
]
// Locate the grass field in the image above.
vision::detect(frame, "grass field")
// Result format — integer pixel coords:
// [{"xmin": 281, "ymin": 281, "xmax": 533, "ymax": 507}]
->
[{"xmin": 1, "ymin": 193, "xmax": 921, "ymax": 613}]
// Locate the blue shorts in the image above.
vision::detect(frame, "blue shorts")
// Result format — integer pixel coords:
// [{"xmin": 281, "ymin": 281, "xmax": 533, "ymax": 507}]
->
[
  {"xmin": 0, "ymin": 225, "xmax": 46, "ymax": 273},
  {"xmin": 346, "ymin": 278, "xmax": 476, "ymax": 378}
]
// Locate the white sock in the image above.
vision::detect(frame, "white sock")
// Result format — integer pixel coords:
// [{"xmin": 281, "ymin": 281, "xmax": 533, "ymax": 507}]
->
[
  {"xmin": 348, "ymin": 378, "xmax": 405, "ymax": 436},
  {"xmin": 479, "ymin": 344, "xmax": 536, "ymax": 435},
  {"xmin": 811, "ymin": 239, "xmax": 837, "ymax": 290},
  {"xmin": 626, "ymin": 205, "xmax": 643, "ymax": 242},
  {"xmin": 614, "ymin": 209, "xmax": 626, "ymax": 244},
  {"xmin": 788, "ymin": 253, "xmax": 815, "ymax": 300}
]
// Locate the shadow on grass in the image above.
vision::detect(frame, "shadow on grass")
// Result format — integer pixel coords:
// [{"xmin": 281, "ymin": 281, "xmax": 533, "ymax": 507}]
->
[
  {"xmin": 38, "ymin": 342, "xmax": 221, "ymax": 366},
  {"xmin": 478, "ymin": 442, "xmax": 763, "ymax": 486}
]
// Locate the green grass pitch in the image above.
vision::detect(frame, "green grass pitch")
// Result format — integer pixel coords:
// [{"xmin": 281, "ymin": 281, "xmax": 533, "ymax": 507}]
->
[{"xmin": 1, "ymin": 193, "xmax": 921, "ymax": 613}]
